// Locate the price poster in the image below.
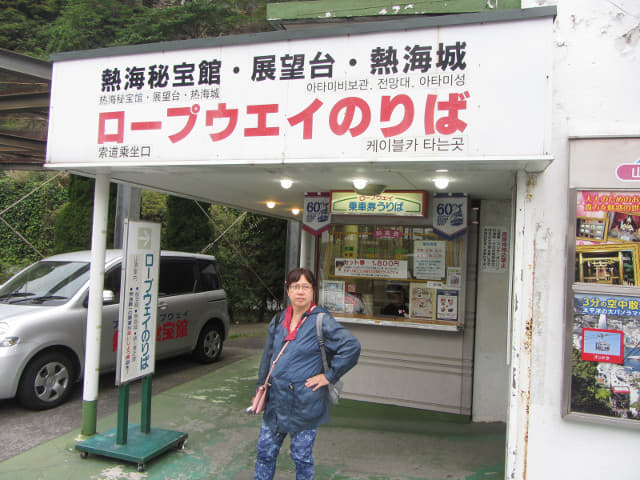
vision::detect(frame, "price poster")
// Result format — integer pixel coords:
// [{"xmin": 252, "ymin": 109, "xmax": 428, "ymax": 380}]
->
[{"xmin": 414, "ymin": 240, "xmax": 446, "ymax": 280}]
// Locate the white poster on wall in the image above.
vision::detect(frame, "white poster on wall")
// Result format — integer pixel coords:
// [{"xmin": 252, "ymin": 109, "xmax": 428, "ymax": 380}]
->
[{"xmin": 480, "ymin": 226, "xmax": 508, "ymax": 273}]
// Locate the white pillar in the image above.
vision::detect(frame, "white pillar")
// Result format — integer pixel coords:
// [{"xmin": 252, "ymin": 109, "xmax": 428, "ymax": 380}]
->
[
  {"xmin": 80, "ymin": 173, "xmax": 110, "ymax": 436},
  {"xmin": 505, "ymin": 170, "xmax": 536, "ymax": 479}
]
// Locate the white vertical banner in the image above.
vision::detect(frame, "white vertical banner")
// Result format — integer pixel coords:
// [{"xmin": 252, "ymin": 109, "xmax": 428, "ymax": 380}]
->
[{"xmin": 116, "ymin": 220, "xmax": 161, "ymax": 385}]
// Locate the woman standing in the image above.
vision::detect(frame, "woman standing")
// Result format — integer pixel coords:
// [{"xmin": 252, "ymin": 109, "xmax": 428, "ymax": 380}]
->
[{"xmin": 253, "ymin": 268, "xmax": 361, "ymax": 480}]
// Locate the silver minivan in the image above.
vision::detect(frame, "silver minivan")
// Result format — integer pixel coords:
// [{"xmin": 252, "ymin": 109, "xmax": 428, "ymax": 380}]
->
[{"xmin": 0, "ymin": 250, "xmax": 230, "ymax": 410}]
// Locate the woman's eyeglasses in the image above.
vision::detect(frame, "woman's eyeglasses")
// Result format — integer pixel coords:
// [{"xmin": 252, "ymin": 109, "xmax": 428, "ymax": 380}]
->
[{"xmin": 290, "ymin": 284, "xmax": 312, "ymax": 291}]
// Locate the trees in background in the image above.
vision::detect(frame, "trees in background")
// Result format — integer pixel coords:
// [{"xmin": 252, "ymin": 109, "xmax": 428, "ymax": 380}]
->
[{"xmin": 0, "ymin": 0, "xmax": 286, "ymax": 318}]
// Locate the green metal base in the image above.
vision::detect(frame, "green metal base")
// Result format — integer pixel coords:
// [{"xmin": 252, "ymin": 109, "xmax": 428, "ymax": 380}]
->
[{"xmin": 75, "ymin": 424, "xmax": 187, "ymax": 472}]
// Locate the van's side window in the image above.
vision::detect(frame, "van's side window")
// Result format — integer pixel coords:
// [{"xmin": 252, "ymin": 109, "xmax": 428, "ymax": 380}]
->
[
  {"xmin": 104, "ymin": 266, "xmax": 122, "ymax": 303},
  {"xmin": 159, "ymin": 259, "xmax": 196, "ymax": 296},
  {"xmin": 196, "ymin": 260, "xmax": 220, "ymax": 292}
]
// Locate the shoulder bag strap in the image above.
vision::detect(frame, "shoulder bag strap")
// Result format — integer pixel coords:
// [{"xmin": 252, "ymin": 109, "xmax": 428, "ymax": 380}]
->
[
  {"xmin": 263, "ymin": 340, "xmax": 289, "ymax": 386},
  {"xmin": 316, "ymin": 313, "xmax": 330, "ymax": 372}
]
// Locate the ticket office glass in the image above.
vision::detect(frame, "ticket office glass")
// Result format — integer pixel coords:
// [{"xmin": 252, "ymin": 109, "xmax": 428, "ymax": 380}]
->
[{"xmin": 317, "ymin": 221, "xmax": 466, "ymax": 327}]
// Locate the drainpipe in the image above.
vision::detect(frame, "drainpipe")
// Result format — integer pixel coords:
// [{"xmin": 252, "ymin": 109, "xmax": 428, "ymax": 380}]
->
[
  {"xmin": 80, "ymin": 173, "xmax": 110, "ymax": 437},
  {"xmin": 505, "ymin": 170, "xmax": 536, "ymax": 479}
]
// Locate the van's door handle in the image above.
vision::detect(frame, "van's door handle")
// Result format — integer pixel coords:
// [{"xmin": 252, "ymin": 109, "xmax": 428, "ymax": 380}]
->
[{"xmin": 158, "ymin": 302, "xmax": 168, "ymax": 311}]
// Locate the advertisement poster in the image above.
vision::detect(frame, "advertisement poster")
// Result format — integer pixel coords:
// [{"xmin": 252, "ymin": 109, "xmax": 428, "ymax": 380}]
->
[
  {"xmin": 334, "ymin": 258, "xmax": 407, "ymax": 279},
  {"xmin": 575, "ymin": 191, "xmax": 640, "ymax": 287},
  {"xmin": 436, "ymin": 289, "xmax": 459, "ymax": 321},
  {"xmin": 414, "ymin": 240, "xmax": 446, "ymax": 280},
  {"xmin": 116, "ymin": 220, "xmax": 161, "ymax": 385},
  {"xmin": 480, "ymin": 226, "xmax": 508, "ymax": 273},
  {"xmin": 322, "ymin": 280, "xmax": 344, "ymax": 312},
  {"xmin": 570, "ymin": 290, "xmax": 640, "ymax": 420},
  {"xmin": 409, "ymin": 283, "xmax": 435, "ymax": 320},
  {"xmin": 447, "ymin": 267, "xmax": 462, "ymax": 287}
]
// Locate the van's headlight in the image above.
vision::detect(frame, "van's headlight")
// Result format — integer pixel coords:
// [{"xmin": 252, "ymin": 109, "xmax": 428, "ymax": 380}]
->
[{"xmin": 0, "ymin": 323, "xmax": 18, "ymax": 347}]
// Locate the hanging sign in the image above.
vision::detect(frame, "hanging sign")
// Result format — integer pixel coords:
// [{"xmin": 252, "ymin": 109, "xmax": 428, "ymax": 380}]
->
[
  {"xmin": 432, "ymin": 194, "xmax": 467, "ymax": 239},
  {"xmin": 331, "ymin": 190, "xmax": 426, "ymax": 217},
  {"xmin": 302, "ymin": 192, "xmax": 330, "ymax": 236},
  {"xmin": 116, "ymin": 220, "xmax": 161, "ymax": 385}
]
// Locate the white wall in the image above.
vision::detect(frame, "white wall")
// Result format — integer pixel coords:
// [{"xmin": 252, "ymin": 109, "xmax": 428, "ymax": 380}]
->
[
  {"xmin": 472, "ymin": 200, "xmax": 511, "ymax": 422},
  {"xmin": 517, "ymin": 1, "xmax": 640, "ymax": 478}
]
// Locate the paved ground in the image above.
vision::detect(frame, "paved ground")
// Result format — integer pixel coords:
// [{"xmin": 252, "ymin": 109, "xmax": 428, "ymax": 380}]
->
[{"xmin": 0, "ymin": 321, "xmax": 507, "ymax": 480}]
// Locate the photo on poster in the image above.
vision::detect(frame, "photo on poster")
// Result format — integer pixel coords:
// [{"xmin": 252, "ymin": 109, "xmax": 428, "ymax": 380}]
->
[
  {"xmin": 581, "ymin": 328, "xmax": 624, "ymax": 364},
  {"xmin": 575, "ymin": 244, "xmax": 639, "ymax": 286},
  {"xmin": 409, "ymin": 283, "xmax": 435, "ymax": 320},
  {"xmin": 607, "ymin": 212, "xmax": 640, "ymax": 243},
  {"xmin": 576, "ymin": 216, "xmax": 608, "ymax": 243},
  {"xmin": 436, "ymin": 289, "xmax": 459, "ymax": 322}
]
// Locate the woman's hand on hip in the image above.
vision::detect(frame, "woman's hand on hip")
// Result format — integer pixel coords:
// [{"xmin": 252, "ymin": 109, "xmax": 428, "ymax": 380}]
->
[{"xmin": 305, "ymin": 373, "xmax": 329, "ymax": 391}]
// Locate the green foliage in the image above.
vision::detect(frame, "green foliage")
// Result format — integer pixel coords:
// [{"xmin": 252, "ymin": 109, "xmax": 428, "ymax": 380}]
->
[
  {"xmin": 0, "ymin": 0, "xmax": 64, "ymax": 58},
  {"xmin": 164, "ymin": 196, "xmax": 212, "ymax": 252},
  {"xmin": 140, "ymin": 190, "xmax": 168, "ymax": 247},
  {"xmin": 53, "ymin": 175, "xmax": 117, "ymax": 253},
  {"xmin": 570, "ymin": 348, "xmax": 613, "ymax": 416},
  {"xmin": 208, "ymin": 204, "xmax": 286, "ymax": 322},
  {"xmin": 0, "ymin": 171, "xmax": 67, "ymax": 277}
]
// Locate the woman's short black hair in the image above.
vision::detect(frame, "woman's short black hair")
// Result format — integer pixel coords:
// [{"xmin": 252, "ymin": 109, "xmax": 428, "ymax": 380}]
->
[{"xmin": 286, "ymin": 268, "xmax": 316, "ymax": 289}]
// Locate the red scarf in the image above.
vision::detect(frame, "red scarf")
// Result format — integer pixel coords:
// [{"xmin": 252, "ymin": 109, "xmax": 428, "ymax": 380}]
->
[{"xmin": 282, "ymin": 303, "xmax": 316, "ymax": 341}]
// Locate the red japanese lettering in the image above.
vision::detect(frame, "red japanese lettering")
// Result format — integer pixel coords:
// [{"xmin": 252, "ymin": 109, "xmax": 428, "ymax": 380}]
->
[
  {"xmin": 112, "ymin": 330, "xmax": 118, "ymax": 352},
  {"xmin": 206, "ymin": 103, "xmax": 239, "ymax": 141},
  {"xmin": 436, "ymin": 91, "xmax": 469, "ymax": 134},
  {"xmin": 287, "ymin": 99, "xmax": 323, "ymax": 140},
  {"xmin": 380, "ymin": 94, "xmax": 414, "ymax": 138},
  {"xmin": 167, "ymin": 104, "xmax": 200, "ymax": 143},
  {"xmin": 162, "ymin": 321, "xmax": 176, "ymax": 341},
  {"xmin": 244, "ymin": 104, "xmax": 279, "ymax": 137},
  {"xmin": 98, "ymin": 111, "xmax": 125, "ymax": 144},
  {"xmin": 329, "ymin": 97, "xmax": 371, "ymax": 137},
  {"xmin": 424, "ymin": 94, "xmax": 437, "ymax": 135},
  {"xmin": 176, "ymin": 319, "xmax": 188, "ymax": 338}
]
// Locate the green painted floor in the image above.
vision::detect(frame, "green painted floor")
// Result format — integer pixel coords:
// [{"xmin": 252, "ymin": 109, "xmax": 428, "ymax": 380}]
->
[{"xmin": 0, "ymin": 354, "xmax": 505, "ymax": 480}]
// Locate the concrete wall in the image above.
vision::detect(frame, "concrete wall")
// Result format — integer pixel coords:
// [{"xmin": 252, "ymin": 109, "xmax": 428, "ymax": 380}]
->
[
  {"xmin": 472, "ymin": 200, "xmax": 511, "ymax": 422},
  {"xmin": 515, "ymin": 1, "xmax": 640, "ymax": 478}
]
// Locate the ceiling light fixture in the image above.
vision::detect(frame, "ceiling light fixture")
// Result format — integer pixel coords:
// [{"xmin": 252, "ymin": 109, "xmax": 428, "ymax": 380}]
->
[
  {"xmin": 433, "ymin": 177, "xmax": 450, "ymax": 190},
  {"xmin": 352, "ymin": 178, "xmax": 368, "ymax": 190},
  {"xmin": 266, "ymin": 201, "xmax": 276, "ymax": 209},
  {"xmin": 280, "ymin": 179, "xmax": 293, "ymax": 189},
  {"xmin": 291, "ymin": 208, "xmax": 300, "ymax": 215}
]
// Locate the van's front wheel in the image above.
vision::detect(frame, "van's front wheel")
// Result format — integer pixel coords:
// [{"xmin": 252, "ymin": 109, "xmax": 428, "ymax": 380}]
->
[
  {"xmin": 192, "ymin": 323, "xmax": 223, "ymax": 363},
  {"xmin": 17, "ymin": 352, "xmax": 75, "ymax": 410}
]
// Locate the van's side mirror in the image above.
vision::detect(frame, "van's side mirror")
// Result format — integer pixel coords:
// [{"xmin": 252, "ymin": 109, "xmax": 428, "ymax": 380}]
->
[{"xmin": 102, "ymin": 290, "xmax": 116, "ymax": 305}]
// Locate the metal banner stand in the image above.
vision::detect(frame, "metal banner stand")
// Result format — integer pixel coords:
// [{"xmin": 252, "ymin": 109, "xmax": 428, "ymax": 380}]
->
[
  {"xmin": 75, "ymin": 220, "xmax": 186, "ymax": 472},
  {"xmin": 76, "ymin": 376, "xmax": 187, "ymax": 472}
]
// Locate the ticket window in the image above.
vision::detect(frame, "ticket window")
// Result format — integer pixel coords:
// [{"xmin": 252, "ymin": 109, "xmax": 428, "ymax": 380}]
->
[{"xmin": 316, "ymin": 223, "xmax": 466, "ymax": 327}]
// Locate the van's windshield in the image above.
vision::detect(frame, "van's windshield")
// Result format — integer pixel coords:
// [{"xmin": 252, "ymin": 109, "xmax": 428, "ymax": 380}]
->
[{"xmin": 0, "ymin": 261, "xmax": 90, "ymax": 305}]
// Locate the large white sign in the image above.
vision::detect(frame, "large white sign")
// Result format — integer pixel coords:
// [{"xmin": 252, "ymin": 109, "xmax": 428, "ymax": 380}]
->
[
  {"xmin": 47, "ymin": 18, "xmax": 551, "ymax": 167},
  {"xmin": 116, "ymin": 220, "xmax": 161, "ymax": 385}
]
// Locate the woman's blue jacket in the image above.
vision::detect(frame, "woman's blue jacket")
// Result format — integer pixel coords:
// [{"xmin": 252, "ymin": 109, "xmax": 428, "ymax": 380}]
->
[{"xmin": 256, "ymin": 306, "xmax": 361, "ymax": 433}]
